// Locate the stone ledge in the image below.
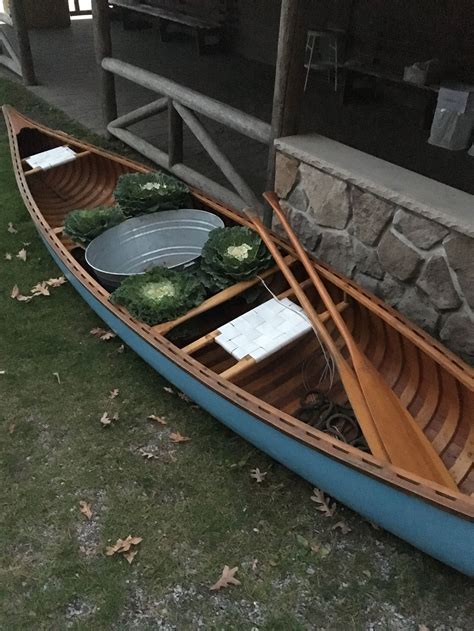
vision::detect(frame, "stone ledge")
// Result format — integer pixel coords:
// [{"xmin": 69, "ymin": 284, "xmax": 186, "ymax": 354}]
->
[{"xmin": 275, "ymin": 135, "xmax": 474, "ymax": 238}]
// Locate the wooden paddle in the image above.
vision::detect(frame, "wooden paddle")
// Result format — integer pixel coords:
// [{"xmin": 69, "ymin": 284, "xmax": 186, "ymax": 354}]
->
[{"xmin": 261, "ymin": 192, "xmax": 457, "ymax": 490}]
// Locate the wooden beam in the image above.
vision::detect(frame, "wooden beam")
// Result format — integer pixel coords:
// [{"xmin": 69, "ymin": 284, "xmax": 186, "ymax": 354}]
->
[
  {"xmin": 109, "ymin": 97, "xmax": 168, "ymax": 129},
  {"xmin": 10, "ymin": 0, "xmax": 36, "ymax": 85},
  {"xmin": 265, "ymin": 0, "xmax": 307, "ymax": 224},
  {"xmin": 173, "ymin": 101, "xmax": 262, "ymax": 211},
  {"xmin": 92, "ymin": 0, "xmax": 117, "ymax": 132},
  {"xmin": 168, "ymin": 98, "xmax": 183, "ymax": 167}
]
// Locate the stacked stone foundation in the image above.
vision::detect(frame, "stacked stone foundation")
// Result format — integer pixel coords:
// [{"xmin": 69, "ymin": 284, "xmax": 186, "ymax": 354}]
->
[{"xmin": 275, "ymin": 151, "xmax": 474, "ymax": 365}]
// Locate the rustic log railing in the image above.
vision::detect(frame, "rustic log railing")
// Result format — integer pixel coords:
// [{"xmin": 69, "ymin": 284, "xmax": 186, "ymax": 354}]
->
[
  {"xmin": 101, "ymin": 57, "xmax": 271, "ymax": 213},
  {"xmin": 0, "ymin": 0, "xmax": 36, "ymax": 84}
]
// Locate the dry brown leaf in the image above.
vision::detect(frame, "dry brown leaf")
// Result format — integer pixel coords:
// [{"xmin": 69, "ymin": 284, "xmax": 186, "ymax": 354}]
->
[
  {"xmin": 101, "ymin": 331, "xmax": 116, "ymax": 341},
  {"xmin": 10, "ymin": 285, "xmax": 19, "ymax": 299},
  {"xmin": 31, "ymin": 281, "xmax": 50, "ymax": 297},
  {"xmin": 368, "ymin": 521, "xmax": 381, "ymax": 530},
  {"xmin": 46, "ymin": 276, "xmax": 66, "ymax": 287},
  {"xmin": 105, "ymin": 535, "xmax": 142, "ymax": 557},
  {"xmin": 0, "ymin": 370, "xmax": 6, "ymax": 375},
  {"xmin": 5, "ymin": 253, "xmax": 12, "ymax": 260},
  {"xmin": 117, "ymin": 344, "xmax": 125, "ymax": 353},
  {"xmin": 169, "ymin": 431, "xmax": 191, "ymax": 444},
  {"xmin": 124, "ymin": 549, "xmax": 138, "ymax": 564},
  {"xmin": 16, "ymin": 248, "xmax": 27, "ymax": 261},
  {"xmin": 8, "ymin": 423, "xmax": 15, "ymax": 434},
  {"xmin": 148, "ymin": 414, "xmax": 167, "ymax": 425},
  {"xmin": 79, "ymin": 500, "xmax": 93, "ymax": 520},
  {"xmin": 210, "ymin": 565, "xmax": 241, "ymax": 591},
  {"xmin": 53, "ymin": 372, "xmax": 61, "ymax": 384},
  {"xmin": 177, "ymin": 391, "xmax": 191, "ymax": 403},
  {"xmin": 139, "ymin": 449, "xmax": 156, "ymax": 460},
  {"xmin": 418, "ymin": 626, "xmax": 430, "ymax": 631},
  {"xmin": 109, "ymin": 388, "xmax": 119, "ymax": 399},
  {"xmin": 100, "ymin": 412, "xmax": 118, "ymax": 427},
  {"xmin": 17, "ymin": 294, "xmax": 34, "ymax": 302},
  {"xmin": 250, "ymin": 468, "xmax": 267, "ymax": 483},
  {"xmin": 251, "ymin": 558, "xmax": 258, "ymax": 572},
  {"xmin": 163, "ymin": 386, "xmax": 174, "ymax": 394},
  {"xmin": 7, "ymin": 222, "xmax": 17, "ymax": 234},
  {"xmin": 311, "ymin": 488, "xmax": 336, "ymax": 518},
  {"xmin": 331, "ymin": 521, "xmax": 352, "ymax": 534}
]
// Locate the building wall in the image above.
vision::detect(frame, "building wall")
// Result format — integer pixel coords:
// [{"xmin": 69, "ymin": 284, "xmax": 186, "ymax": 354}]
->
[{"xmin": 274, "ymin": 148, "xmax": 474, "ymax": 365}]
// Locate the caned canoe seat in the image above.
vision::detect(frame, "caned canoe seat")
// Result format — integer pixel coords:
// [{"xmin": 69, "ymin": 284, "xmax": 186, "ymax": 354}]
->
[{"xmin": 22, "ymin": 146, "xmax": 91, "ymax": 176}]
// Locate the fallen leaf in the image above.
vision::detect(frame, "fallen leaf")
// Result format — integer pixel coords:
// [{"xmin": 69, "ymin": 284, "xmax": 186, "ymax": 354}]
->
[
  {"xmin": 296, "ymin": 534, "xmax": 309, "ymax": 548},
  {"xmin": 210, "ymin": 565, "xmax": 241, "ymax": 591},
  {"xmin": 163, "ymin": 386, "xmax": 174, "ymax": 394},
  {"xmin": 318, "ymin": 544, "xmax": 332, "ymax": 559},
  {"xmin": 5, "ymin": 253, "xmax": 12, "ymax": 260},
  {"xmin": 105, "ymin": 535, "xmax": 142, "ymax": 557},
  {"xmin": 8, "ymin": 423, "xmax": 15, "ymax": 434},
  {"xmin": 10, "ymin": 285, "xmax": 19, "ymax": 299},
  {"xmin": 418, "ymin": 626, "xmax": 430, "ymax": 631},
  {"xmin": 250, "ymin": 467, "xmax": 267, "ymax": 483},
  {"xmin": 251, "ymin": 558, "xmax": 258, "ymax": 572},
  {"xmin": 148, "ymin": 414, "xmax": 167, "ymax": 425},
  {"xmin": 124, "ymin": 549, "xmax": 138, "ymax": 564},
  {"xmin": 177, "ymin": 391, "xmax": 191, "ymax": 403},
  {"xmin": 139, "ymin": 449, "xmax": 156, "ymax": 460},
  {"xmin": 331, "ymin": 521, "xmax": 351, "ymax": 534},
  {"xmin": 100, "ymin": 412, "xmax": 118, "ymax": 427},
  {"xmin": 7, "ymin": 222, "xmax": 17, "ymax": 234},
  {"xmin": 16, "ymin": 294, "xmax": 33, "ymax": 302},
  {"xmin": 109, "ymin": 388, "xmax": 119, "ymax": 399},
  {"xmin": 169, "ymin": 431, "xmax": 191, "ymax": 444},
  {"xmin": 100, "ymin": 331, "xmax": 116, "ymax": 341},
  {"xmin": 117, "ymin": 344, "xmax": 125, "ymax": 353},
  {"xmin": 16, "ymin": 248, "xmax": 27, "ymax": 261},
  {"xmin": 79, "ymin": 500, "xmax": 93, "ymax": 520},
  {"xmin": 53, "ymin": 372, "xmax": 61, "ymax": 384},
  {"xmin": 0, "ymin": 370, "xmax": 6, "ymax": 375},
  {"xmin": 90, "ymin": 327, "xmax": 116, "ymax": 341},
  {"xmin": 31, "ymin": 281, "xmax": 50, "ymax": 297},
  {"xmin": 46, "ymin": 276, "xmax": 66, "ymax": 287},
  {"xmin": 311, "ymin": 488, "xmax": 336, "ymax": 518}
]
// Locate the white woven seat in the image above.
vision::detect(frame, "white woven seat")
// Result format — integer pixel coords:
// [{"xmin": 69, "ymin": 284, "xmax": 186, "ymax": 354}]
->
[
  {"xmin": 25, "ymin": 146, "xmax": 77, "ymax": 171},
  {"xmin": 215, "ymin": 298, "xmax": 312, "ymax": 363}
]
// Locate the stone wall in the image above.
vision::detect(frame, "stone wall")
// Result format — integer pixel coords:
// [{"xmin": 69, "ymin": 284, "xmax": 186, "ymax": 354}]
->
[{"xmin": 275, "ymin": 151, "xmax": 474, "ymax": 365}]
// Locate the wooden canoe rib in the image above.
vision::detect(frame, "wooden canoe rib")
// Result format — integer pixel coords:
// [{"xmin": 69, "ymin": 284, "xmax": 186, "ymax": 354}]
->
[{"xmin": 3, "ymin": 106, "xmax": 473, "ymax": 575}]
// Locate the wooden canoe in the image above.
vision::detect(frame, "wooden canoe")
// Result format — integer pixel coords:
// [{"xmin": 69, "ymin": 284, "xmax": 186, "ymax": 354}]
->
[{"xmin": 4, "ymin": 106, "xmax": 474, "ymax": 575}]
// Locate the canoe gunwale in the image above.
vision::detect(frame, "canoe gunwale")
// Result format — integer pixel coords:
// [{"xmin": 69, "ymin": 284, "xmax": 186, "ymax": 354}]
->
[{"xmin": 3, "ymin": 105, "xmax": 473, "ymax": 521}]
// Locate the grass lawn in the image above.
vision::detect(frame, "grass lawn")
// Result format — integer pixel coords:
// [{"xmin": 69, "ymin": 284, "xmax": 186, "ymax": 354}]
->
[{"xmin": 0, "ymin": 77, "xmax": 473, "ymax": 630}]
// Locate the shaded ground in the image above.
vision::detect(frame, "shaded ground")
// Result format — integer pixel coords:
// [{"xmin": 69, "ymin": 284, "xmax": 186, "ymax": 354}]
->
[{"xmin": 1, "ymin": 79, "xmax": 473, "ymax": 630}]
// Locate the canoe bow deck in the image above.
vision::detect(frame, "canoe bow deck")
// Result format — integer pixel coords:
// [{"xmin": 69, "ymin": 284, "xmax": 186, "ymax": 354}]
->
[{"xmin": 3, "ymin": 106, "xmax": 474, "ymax": 575}]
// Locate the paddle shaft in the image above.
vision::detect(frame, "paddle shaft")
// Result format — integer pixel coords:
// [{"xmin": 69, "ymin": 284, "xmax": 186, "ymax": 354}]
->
[
  {"xmin": 249, "ymin": 215, "xmax": 389, "ymax": 461},
  {"xmin": 263, "ymin": 192, "xmax": 458, "ymax": 490}
]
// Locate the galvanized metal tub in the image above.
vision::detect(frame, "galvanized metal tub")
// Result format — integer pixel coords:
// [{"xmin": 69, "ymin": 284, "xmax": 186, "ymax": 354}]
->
[{"xmin": 85, "ymin": 209, "xmax": 224, "ymax": 287}]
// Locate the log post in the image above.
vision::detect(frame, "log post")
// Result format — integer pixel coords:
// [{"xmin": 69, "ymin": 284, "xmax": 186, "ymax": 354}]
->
[
  {"xmin": 265, "ymin": 0, "xmax": 307, "ymax": 225},
  {"xmin": 168, "ymin": 98, "xmax": 183, "ymax": 167},
  {"xmin": 92, "ymin": 0, "xmax": 117, "ymax": 132},
  {"xmin": 10, "ymin": 0, "xmax": 36, "ymax": 85}
]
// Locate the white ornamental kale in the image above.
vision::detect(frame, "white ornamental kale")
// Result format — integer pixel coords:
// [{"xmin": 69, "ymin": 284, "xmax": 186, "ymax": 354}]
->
[
  {"xmin": 226, "ymin": 243, "xmax": 253, "ymax": 261},
  {"xmin": 141, "ymin": 182, "xmax": 164, "ymax": 191},
  {"xmin": 141, "ymin": 281, "xmax": 176, "ymax": 301}
]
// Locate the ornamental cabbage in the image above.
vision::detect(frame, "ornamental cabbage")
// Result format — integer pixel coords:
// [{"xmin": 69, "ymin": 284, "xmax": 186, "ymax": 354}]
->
[
  {"xmin": 199, "ymin": 226, "xmax": 272, "ymax": 291},
  {"xmin": 114, "ymin": 172, "xmax": 190, "ymax": 216},
  {"xmin": 63, "ymin": 206, "xmax": 126, "ymax": 245},
  {"xmin": 110, "ymin": 266, "xmax": 206, "ymax": 326}
]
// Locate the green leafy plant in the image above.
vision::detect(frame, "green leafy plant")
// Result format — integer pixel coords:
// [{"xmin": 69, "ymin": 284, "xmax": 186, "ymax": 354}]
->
[
  {"xmin": 114, "ymin": 172, "xmax": 190, "ymax": 217},
  {"xmin": 110, "ymin": 266, "xmax": 206, "ymax": 326},
  {"xmin": 63, "ymin": 206, "xmax": 126, "ymax": 246},
  {"xmin": 199, "ymin": 226, "xmax": 272, "ymax": 291}
]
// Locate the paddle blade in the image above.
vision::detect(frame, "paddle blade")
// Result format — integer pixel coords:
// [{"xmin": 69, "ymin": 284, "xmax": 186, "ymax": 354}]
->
[{"xmin": 354, "ymin": 352, "xmax": 458, "ymax": 490}]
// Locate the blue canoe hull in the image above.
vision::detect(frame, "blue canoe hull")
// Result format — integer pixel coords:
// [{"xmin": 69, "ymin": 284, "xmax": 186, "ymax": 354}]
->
[{"xmin": 44, "ymin": 239, "xmax": 474, "ymax": 576}]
